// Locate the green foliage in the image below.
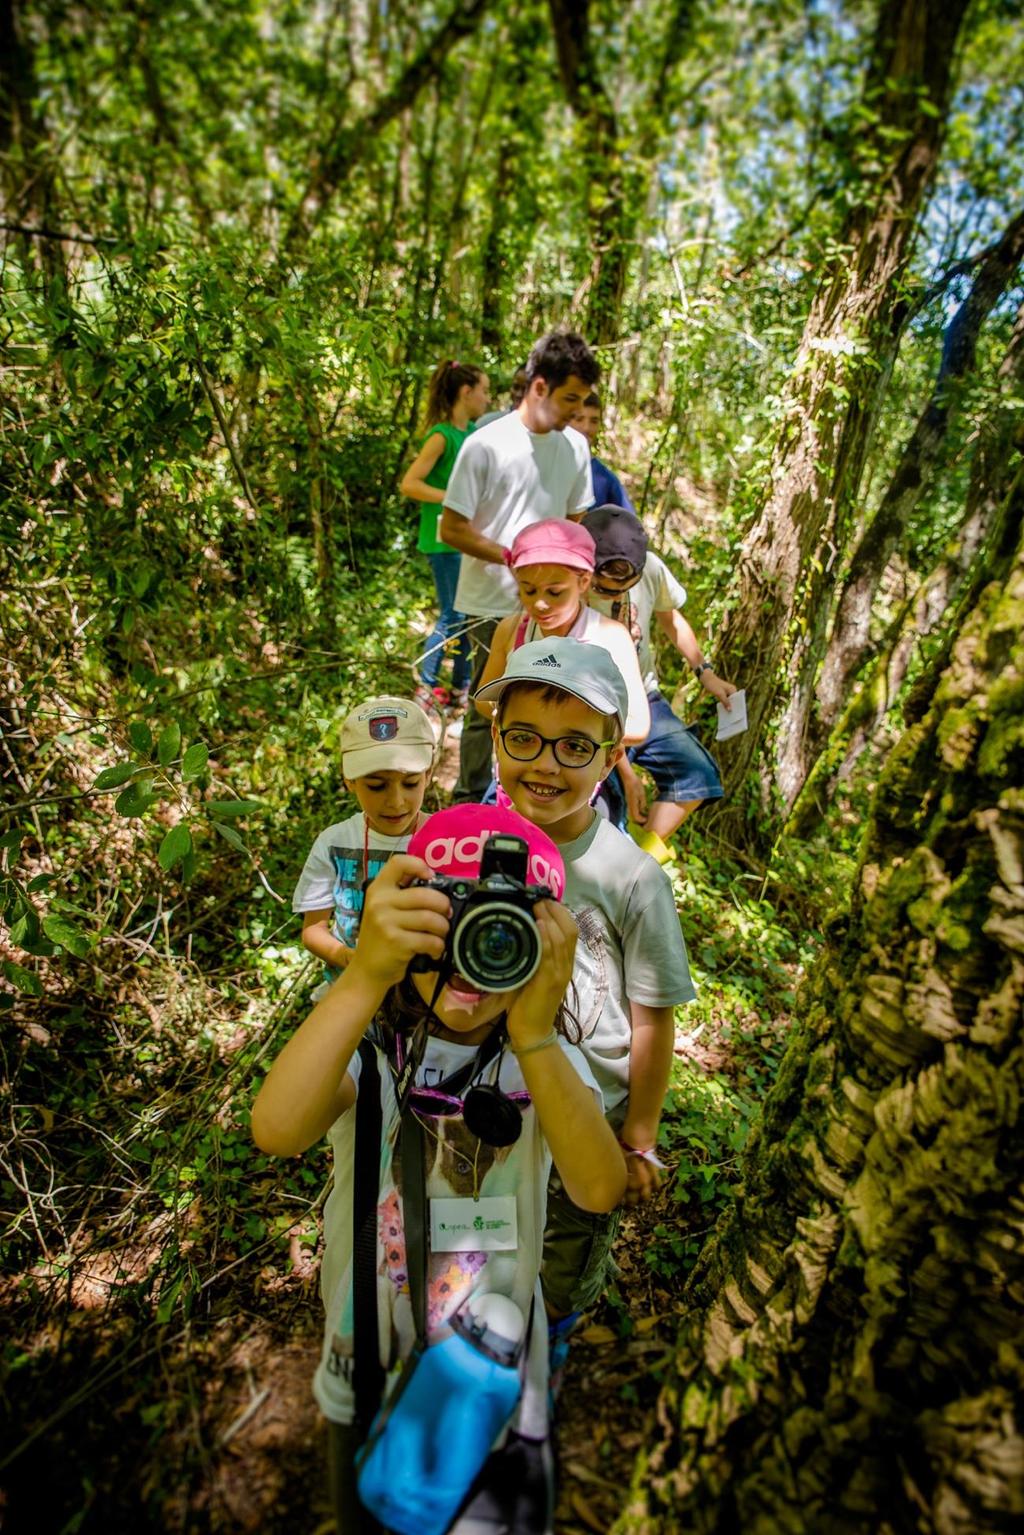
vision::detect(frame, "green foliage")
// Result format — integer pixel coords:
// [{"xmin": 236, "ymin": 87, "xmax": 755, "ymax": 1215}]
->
[
  {"xmin": 1, "ymin": 1, "xmax": 1021, "ymax": 1525},
  {"xmin": 638, "ymin": 826, "xmax": 837, "ymax": 1279}
]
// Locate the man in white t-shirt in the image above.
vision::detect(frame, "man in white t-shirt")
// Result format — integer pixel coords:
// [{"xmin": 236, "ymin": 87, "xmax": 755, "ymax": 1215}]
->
[{"xmin": 441, "ymin": 331, "xmax": 599, "ymax": 801}]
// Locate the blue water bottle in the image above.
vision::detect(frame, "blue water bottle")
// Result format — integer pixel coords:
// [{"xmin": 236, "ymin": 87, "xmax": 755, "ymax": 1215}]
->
[{"xmin": 356, "ymin": 1292, "xmax": 525, "ymax": 1535}]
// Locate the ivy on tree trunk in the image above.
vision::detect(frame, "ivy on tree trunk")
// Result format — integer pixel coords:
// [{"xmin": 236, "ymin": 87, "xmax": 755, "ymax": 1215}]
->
[
  {"xmin": 710, "ymin": 0, "xmax": 972, "ymax": 844},
  {"xmin": 619, "ymin": 492, "xmax": 1024, "ymax": 1535}
]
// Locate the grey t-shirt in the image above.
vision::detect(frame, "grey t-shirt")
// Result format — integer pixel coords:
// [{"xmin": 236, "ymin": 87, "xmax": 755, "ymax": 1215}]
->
[
  {"xmin": 561, "ymin": 815, "xmax": 696, "ymax": 1112},
  {"xmin": 588, "ymin": 551, "xmax": 686, "ymax": 696}
]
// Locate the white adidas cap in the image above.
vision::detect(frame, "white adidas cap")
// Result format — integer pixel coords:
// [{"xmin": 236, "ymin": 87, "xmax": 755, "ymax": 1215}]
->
[{"xmin": 474, "ymin": 636, "xmax": 628, "ymax": 727}]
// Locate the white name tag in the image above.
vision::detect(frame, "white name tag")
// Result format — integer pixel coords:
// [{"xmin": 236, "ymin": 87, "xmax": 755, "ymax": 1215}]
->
[{"xmin": 430, "ymin": 1196, "xmax": 518, "ymax": 1253}]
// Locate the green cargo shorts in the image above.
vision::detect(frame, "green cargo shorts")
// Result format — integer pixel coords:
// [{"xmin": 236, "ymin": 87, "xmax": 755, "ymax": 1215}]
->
[{"xmin": 540, "ymin": 1170, "xmax": 621, "ymax": 1316}]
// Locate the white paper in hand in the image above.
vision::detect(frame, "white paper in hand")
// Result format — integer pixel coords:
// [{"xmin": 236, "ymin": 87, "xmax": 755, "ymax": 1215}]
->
[{"xmin": 716, "ymin": 689, "xmax": 747, "ymax": 742}]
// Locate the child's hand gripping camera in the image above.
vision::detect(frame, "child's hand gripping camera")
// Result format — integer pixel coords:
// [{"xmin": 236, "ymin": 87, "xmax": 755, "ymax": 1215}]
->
[{"xmin": 409, "ymin": 834, "xmax": 549, "ymax": 993}]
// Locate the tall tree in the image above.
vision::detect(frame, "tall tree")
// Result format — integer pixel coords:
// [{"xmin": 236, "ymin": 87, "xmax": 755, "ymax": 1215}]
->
[
  {"xmin": 283, "ymin": 0, "xmax": 491, "ymax": 254},
  {"xmin": 813, "ymin": 205, "xmax": 1024, "ymax": 753},
  {"xmin": 711, "ymin": 0, "xmax": 972, "ymax": 837},
  {"xmin": 619, "ymin": 470, "xmax": 1024, "ymax": 1535},
  {"xmin": 548, "ymin": 0, "xmax": 699, "ymax": 343},
  {"xmin": 789, "ymin": 299, "xmax": 1024, "ymax": 838}
]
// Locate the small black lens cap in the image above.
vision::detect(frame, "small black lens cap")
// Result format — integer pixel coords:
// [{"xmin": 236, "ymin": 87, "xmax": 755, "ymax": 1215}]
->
[{"xmin": 462, "ymin": 1084, "xmax": 522, "ymax": 1147}]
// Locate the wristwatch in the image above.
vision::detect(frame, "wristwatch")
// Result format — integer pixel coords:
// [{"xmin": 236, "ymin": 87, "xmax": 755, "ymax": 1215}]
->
[{"xmin": 693, "ymin": 661, "xmax": 713, "ymax": 678}]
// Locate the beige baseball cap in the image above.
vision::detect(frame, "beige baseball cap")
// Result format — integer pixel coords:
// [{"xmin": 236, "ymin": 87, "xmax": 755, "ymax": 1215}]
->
[{"xmin": 340, "ymin": 696, "xmax": 436, "ymax": 778}]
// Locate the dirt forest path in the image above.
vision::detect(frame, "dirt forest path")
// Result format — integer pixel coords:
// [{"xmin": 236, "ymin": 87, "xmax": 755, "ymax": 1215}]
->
[{"xmin": 148, "ymin": 1173, "xmax": 685, "ymax": 1535}]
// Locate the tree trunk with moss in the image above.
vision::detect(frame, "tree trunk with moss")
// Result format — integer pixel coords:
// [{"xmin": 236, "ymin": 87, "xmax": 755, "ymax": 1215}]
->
[
  {"xmin": 618, "ymin": 491, "xmax": 1024, "ymax": 1533},
  {"xmin": 787, "ymin": 300, "xmax": 1024, "ymax": 840},
  {"xmin": 812, "ymin": 208, "xmax": 1024, "ymax": 750},
  {"xmin": 710, "ymin": 0, "xmax": 971, "ymax": 843}
]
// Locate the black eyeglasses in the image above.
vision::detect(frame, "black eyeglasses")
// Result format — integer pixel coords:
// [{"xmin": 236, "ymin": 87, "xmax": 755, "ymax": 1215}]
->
[{"xmin": 498, "ymin": 726, "xmax": 615, "ymax": 769}]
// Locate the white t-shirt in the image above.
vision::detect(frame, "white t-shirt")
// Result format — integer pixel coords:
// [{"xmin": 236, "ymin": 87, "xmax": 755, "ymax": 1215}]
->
[
  {"xmin": 588, "ymin": 552, "xmax": 687, "ymax": 696},
  {"xmin": 314, "ymin": 1029, "xmax": 600, "ymax": 1427},
  {"xmin": 519, "ymin": 607, "xmax": 650, "ymax": 742},
  {"xmin": 445, "ymin": 414, "xmax": 594, "ymax": 617},
  {"xmin": 292, "ymin": 811, "xmax": 413, "ymax": 948},
  {"xmin": 562, "ymin": 815, "xmax": 696, "ymax": 1112}
]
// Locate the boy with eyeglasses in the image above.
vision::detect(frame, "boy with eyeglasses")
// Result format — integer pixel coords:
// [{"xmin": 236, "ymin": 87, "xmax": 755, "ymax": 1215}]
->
[
  {"xmin": 475, "ymin": 637, "xmax": 695, "ymax": 1341},
  {"xmin": 583, "ymin": 504, "xmax": 737, "ymax": 863}
]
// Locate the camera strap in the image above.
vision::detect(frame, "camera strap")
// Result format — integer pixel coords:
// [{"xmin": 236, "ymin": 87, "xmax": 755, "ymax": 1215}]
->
[
  {"xmin": 389, "ymin": 970, "xmax": 446, "ymax": 1113},
  {"xmin": 352, "ymin": 1040, "xmax": 385, "ymax": 1438},
  {"xmin": 390, "ymin": 970, "xmax": 512, "ymax": 1114}
]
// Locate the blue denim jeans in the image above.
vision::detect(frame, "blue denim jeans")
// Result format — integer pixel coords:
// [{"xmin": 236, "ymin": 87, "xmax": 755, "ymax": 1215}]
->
[
  {"xmin": 421, "ymin": 552, "xmax": 471, "ymax": 691},
  {"xmin": 599, "ymin": 690, "xmax": 724, "ymax": 826}
]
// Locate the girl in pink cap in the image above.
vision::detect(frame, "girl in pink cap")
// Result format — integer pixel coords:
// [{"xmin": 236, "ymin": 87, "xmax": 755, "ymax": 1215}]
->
[
  {"xmin": 474, "ymin": 517, "xmax": 651, "ymax": 749},
  {"xmin": 252, "ymin": 804, "xmax": 624, "ymax": 1532}
]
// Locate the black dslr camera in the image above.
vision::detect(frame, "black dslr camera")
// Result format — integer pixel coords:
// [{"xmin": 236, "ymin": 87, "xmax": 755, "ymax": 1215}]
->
[{"xmin": 409, "ymin": 834, "xmax": 549, "ymax": 993}]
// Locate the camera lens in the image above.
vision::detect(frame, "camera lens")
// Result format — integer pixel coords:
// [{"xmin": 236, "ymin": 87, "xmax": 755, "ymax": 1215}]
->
[{"xmin": 453, "ymin": 902, "xmax": 541, "ymax": 993}]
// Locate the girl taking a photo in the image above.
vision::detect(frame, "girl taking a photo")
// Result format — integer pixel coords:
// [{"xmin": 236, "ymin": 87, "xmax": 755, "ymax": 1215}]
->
[{"xmin": 252, "ymin": 804, "xmax": 624, "ymax": 1533}]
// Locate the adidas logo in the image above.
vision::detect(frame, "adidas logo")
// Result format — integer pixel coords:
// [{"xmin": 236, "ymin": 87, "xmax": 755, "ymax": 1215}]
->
[{"xmin": 534, "ymin": 654, "xmax": 561, "ymax": 668}]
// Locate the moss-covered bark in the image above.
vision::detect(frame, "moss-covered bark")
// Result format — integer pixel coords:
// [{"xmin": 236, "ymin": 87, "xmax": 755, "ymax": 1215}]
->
[
  {"xmin": 711, "ymin": 0, "xmax": 972, "ymax": 836},
  {"xmin": 620, "ymin": 525, "xmax": 1024, "ymax": 1532}
]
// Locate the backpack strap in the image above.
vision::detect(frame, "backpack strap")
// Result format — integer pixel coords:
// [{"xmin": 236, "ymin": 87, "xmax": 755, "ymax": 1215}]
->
[
  {"xmin": 513, "ymin": 611, "xmax": 530, "ymax": 649},
  {"xmin": 352, "ymin": 1039, "xmax": 385, "ymax": 1436}
]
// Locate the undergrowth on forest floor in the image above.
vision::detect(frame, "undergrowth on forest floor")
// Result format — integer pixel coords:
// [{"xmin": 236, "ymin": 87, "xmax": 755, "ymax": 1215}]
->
[{"xmin": 644, "ymin": 828, "xmax": 849, "ymax": 1280}]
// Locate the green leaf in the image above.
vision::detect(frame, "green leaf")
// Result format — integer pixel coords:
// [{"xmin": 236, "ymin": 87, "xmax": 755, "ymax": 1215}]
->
[
  {"xmin": 10, "ymin": 909, "xmax": 40, "ymax": 948},
  {"xmin": 42, "ymin": 914, "xmax": 92, "ymax": 959},
  {"xmin": 158, "ymin": 823, "xmax": 193, "ymax": 871},
  {"xmin": 0, "ymin": 829, "xmax": 28, "ymax": 852},
  {"xmin": 156, "ymin": 1275, "xmax": 184, "ymax": 1325},
  {"xmin": 181, "ymin": 742, "xmax": 208, "ymax": 781},
  {"xmin": 27, "ymin": 874, "xmax": 53, "ymax": 892},
  {"xmin": 157, "ymin": 722, "xmax": 182, "ymax": 766},
  {"xmin": 207, "ymin": 798, "xmax": 262, "ymax": 819},
  {"xmin": 93, "ymin": 762, "xmax": 137, "ymax": 791},
  {"xmin": 115, "ymin": 778, "xmax": 156, "ymax": 818},
  {"xmin": 132, "ymin": 562, "xmax": 155, "ymax": 598},
  {"xmin": 213, "ymin": 821, "xmax": 245, "ymax": 851},
  {"xmin": 2, "ymin": 959, "xmax": 42, "ymax": 996},
  {"xmin": 129, "ymin": 721, "xmax": 153, "ymax": 755}
]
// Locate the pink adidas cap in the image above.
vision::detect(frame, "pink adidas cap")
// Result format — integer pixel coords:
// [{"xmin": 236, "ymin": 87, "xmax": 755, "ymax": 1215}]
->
[
  {"xmin": 407, "ymin": 804, "xmax": 565, "ymax": 900},
  {"xmin": 509, "ymin": 518, "xmax": 595, "ymax": 573}
]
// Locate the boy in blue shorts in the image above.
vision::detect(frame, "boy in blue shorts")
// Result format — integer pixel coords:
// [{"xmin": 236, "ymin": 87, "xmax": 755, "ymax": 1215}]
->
[
  {"xmin": 583, "ymin": 504, "xmax": 737, "ymax": 863},
  {"xmin": 476, "ymin": 638, "xmax": 696, "ymax": 1327},
  {"xmin": 292, "ymin": 695, "xmax": 436, "ymax": 993}
]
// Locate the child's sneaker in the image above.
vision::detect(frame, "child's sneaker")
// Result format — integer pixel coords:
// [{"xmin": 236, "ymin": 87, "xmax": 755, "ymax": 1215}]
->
[
  {"xmin": 431, "ymin": 685, "xmax": 452, "ymax": 708},
  {"xmin": 628, "ymin": 821, "xmax": 676, "ymax": 865},
  {"xmin": 413, "ymin": 683, "xmax": 437, "ymax": 711}
]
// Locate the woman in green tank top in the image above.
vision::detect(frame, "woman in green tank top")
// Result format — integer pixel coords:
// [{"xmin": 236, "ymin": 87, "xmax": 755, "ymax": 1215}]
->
[{"xmin": 400, "ymin": 359, "xmax": 490, "ymax": 709}]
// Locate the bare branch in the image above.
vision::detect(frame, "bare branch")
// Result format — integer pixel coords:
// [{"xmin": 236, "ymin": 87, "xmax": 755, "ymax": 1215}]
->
[{"xmin": 0, "ymin": 219, "xmax": 117, "ymax": 246}]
